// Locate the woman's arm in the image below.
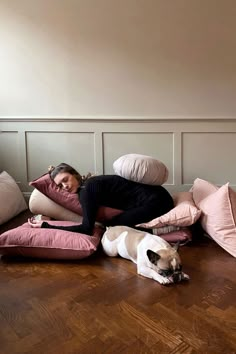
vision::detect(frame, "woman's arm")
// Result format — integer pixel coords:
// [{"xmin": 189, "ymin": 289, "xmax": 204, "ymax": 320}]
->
[
  {"xmin": 28, "ymin": 178, "xmax": 103, "ymax": 236},
  {"xmin": 41, "ymin": 221, "xmax": 90, "ymax": 234},
  {"xmin": 28, "ymin": 218, "xmax": 89, "ymax": 234}
]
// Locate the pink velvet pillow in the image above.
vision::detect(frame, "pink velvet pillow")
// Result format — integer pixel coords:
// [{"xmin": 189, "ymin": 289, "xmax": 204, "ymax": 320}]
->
[
  {"xmin": 198, "ymin": 183, "xmax": 236, "ymax": 257},
  {"xmin": 30, "ymin": 173, "xmax": 122, "ymax": 222},
  {"xmin": 159, "ymin": 228, "xmax": 192, "ymax": 245},
  {"xmin": 0, "ymin": 221, "xmax": 104, "ymax": 260},
  {"xmin": 137, "ymin": 192, "xmax": 201, "ymax": 228}
]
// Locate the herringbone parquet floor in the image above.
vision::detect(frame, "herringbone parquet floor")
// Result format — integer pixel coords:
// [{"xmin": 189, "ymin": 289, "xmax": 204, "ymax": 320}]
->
[{"xmin": 0, "ymin": 231, "xmax": 236, "ymax": 354}]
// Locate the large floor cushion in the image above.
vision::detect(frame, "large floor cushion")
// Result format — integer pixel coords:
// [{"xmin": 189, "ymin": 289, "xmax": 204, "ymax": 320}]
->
[{"xmin": 0, "ymin": 221, "xmax": 104, "ymax": 260}]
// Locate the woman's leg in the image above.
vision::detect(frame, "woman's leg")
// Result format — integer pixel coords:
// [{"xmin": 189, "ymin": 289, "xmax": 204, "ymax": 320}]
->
[{"xmin": 106, "ymin": 195, "xmax": 173, "ymax": 228}]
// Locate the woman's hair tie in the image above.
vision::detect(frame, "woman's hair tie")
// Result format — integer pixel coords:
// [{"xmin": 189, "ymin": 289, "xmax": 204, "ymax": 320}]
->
[
  {"xmin": 81, "ymin": 172, "xmax": 93, "ymax": 182},
  {"xmin": 48, "ymin": 165, "xmax": 55, "ymax": 173}
]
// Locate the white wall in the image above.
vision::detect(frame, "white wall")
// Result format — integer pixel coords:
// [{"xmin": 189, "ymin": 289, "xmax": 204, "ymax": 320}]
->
[
  {"xmin": 1, "ymin": 1, "xmax": 236, "ymax": 193},
  {"xmin": 0, "ymin": 0, "xmax": 236, "ymax": 118}
]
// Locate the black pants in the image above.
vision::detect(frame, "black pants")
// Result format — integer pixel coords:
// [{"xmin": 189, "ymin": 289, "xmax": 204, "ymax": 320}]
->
[{"xmin": 105, "ymin": 193, "xmax": 174, "ymax": 230}]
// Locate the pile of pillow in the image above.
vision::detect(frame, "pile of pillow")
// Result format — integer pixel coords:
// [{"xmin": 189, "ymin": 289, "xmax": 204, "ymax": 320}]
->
[
  {"xmin": 0, "ymin": 171, "xmax": 104, "ymax": 260},
  {"xmin": 114, "ymin": 154, "xmax": 236, "ymax": 257},
  {"xmin": 29, "ymin": 153, "xmax": 170, "ymax": 222},
  {"xmin": 139, "ymin": 177, "xmax": 236, "ymax": 257},
  {"xmin": 4, "ymin": 154, "xmax": 235, "ymax": 260},
  {"xmin": 136, "ymin": 191, "xmax": 200, "ymax": 244},
  {"xmin": 30, "ymin": 180, "xmax": 197, "ymax": 245},
  {"xmin": 113, "ymin": 154, "xmax": 195, "ymax": 244},
  {"xmin": 28, "ymin": 154, "xmax": 197, "ymax": 246}
]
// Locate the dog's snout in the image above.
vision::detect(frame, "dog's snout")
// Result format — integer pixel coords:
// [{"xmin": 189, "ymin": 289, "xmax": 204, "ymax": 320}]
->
[{"xmin": 172, "ymin": 272, "xmax": 182, "ymax": 283}]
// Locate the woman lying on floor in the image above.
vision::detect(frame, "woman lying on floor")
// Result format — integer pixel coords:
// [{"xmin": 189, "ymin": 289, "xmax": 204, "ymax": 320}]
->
[{"xmin": 28, "ymin": 163, "xmax": 173, "ymax": 236}]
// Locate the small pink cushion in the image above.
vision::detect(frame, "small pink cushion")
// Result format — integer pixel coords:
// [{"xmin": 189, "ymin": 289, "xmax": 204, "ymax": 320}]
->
[
  {"xmin": 30, "ymin": 173, "xmax": 122, "ymax": 222},
  {"xmin": 137, "ymin": 192, "xmax": 201, "ymax": 228},
  {"xmin": 198, "ymin": 183, "xmax": 236, "ymax": 257},
  {"xmin": 191, "ymin": 178, "xmax": 219, "ymax": 205},
  {"xmin": 0, "ymin": 221, "xmax": 104, "ymax": 260},
  {"xmin": 159, "ymin": 228, "xmax": 192, "ymax": 245}
]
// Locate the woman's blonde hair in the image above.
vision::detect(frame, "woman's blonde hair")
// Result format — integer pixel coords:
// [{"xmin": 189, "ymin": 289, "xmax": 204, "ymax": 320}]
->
[{"xmin": 48, "ymin": 163, "xmax": 92, "ymax": 184}]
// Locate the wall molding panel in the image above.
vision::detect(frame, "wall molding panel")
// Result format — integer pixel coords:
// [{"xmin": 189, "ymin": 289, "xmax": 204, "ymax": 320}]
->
[{"xmin": 1, "ymin": 118, "xmax": 236, "ymax": 194}]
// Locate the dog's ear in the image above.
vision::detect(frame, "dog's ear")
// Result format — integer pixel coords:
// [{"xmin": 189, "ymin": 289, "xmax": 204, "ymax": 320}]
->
[
  {"xmin": 173, "ymin": 241, "xmax": 180, "ymax": 252},
  {"xmin": 147, "ymin": 249, "xmax": 161, "ymax": 265}
]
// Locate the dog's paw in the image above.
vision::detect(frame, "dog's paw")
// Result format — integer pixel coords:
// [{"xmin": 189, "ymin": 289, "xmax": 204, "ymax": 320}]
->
[
  {"xmin": 181, "ymin": 272, "xmax": 190, "ymax": 281},
  {"xmin": 173, "ymin": 272, "xmax": 190, "ymax": 283},
  {"xmin": 159, "ymin": 276, "xmax": 174, "ymax": 285}
]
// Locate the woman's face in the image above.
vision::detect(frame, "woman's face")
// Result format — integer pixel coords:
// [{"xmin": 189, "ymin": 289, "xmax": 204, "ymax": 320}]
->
[{"xmin": 54, "ymin": 172, "xmax": 80, "ymax": 193}]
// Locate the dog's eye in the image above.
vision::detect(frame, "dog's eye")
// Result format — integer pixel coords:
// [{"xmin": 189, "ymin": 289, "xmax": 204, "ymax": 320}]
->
[{"xmin": 177, "ymin": 265, "xmax": 182, "ymax": 272}]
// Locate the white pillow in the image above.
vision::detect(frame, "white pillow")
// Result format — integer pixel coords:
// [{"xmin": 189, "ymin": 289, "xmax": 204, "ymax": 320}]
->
[
  {"xmin": 113, "ymin": 154, "xmax": 169, "ymax": 185},
  {"xmin": 0, "ymin": 171, "xmax": 27, "ymax": 225},
  {"xmin": 29, "ymin": 189, "xmax": 83, "ymax": 222}
]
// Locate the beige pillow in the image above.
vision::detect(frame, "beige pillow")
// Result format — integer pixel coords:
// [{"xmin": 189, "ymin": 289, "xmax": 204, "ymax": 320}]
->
[
  {"xmin": 0, "ymin": 171, "xmax": 27, "ymax": 225},
  {"xmin": 198, "ymin": 183, "xmax": 236, "ymax": 257},
  {"xmin": 29, "ymin": 189, "xmax": 83, "ymax": 222},
  {"xmin": 137, "ymin": 192, "xmax": 201, "ymax": 228},
  {"xmin": 113, "ymin": 154, "xmax": 169, "ymax": 185}
]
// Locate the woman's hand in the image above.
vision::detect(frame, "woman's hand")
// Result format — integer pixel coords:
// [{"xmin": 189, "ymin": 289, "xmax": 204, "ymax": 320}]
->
[{"xmin": 28, "ymin": 217, "xmax": 44, "ymax": 228}]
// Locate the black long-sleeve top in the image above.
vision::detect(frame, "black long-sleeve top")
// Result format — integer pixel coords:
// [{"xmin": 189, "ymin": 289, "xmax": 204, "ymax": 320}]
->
[{"xmin": 42, "ymin": 175, "xmax": 173, "ymax": 235}]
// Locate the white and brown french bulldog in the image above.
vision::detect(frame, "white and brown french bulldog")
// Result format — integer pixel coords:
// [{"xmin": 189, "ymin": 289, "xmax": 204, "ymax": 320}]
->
[{"xmin": 101, "ymin": 226, "xmax": 189, "ymax": 285}]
